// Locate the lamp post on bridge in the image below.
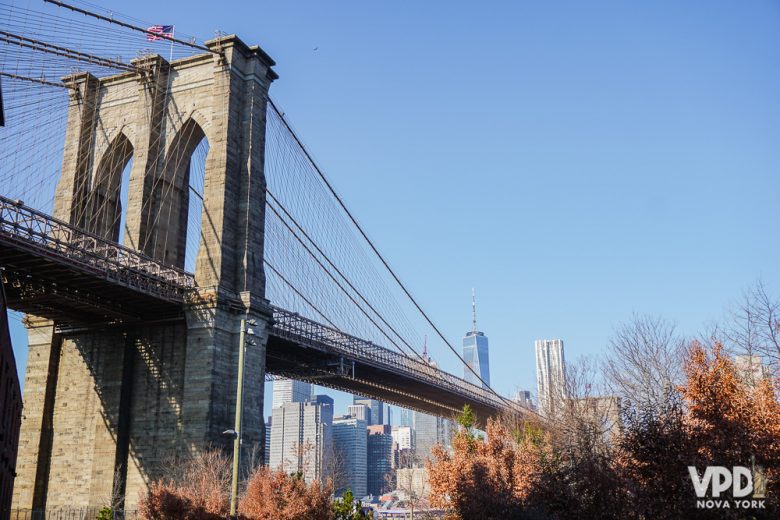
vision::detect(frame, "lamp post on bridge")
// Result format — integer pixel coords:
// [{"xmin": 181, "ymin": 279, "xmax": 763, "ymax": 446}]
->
[{"xmin": 226, "ymin": 317, "xmax": 257, "ymax": 520}]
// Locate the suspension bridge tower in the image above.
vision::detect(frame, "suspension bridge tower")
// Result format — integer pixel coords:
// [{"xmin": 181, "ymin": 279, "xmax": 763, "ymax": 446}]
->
[{"xmin": 12, "ymin": 35, "xmax": 276, "ymax": 511}]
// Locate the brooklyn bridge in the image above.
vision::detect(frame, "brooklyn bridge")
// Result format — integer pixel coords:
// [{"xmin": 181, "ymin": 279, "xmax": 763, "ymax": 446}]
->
[{"xmin": 0, "ymin": 0, "xmax": 529, "ymax": 511}]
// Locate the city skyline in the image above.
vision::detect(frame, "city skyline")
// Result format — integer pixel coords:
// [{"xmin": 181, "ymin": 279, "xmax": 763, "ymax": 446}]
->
[{"xmin": 1, "ymin": 0, "xmax": 777, "ymax": 516}]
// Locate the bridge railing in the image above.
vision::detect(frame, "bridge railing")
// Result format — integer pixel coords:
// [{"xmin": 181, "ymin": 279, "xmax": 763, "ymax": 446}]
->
[
  {"xmin": 0, "ymin": 196, "xmax": 195, "ymax": 301},
  {"xmin": 271, "ymin": 306, "xmax": 524, "ymax": 414}
]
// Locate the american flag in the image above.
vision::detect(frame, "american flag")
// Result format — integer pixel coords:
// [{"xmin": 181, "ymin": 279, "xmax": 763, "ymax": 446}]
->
[{"xmin": 146, "ymin": 25, "xmax": 174, "ymax": 42}]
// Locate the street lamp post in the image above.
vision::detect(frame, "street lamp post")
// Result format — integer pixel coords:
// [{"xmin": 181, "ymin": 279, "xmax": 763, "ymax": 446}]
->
[{"xmin": 229, "ymin": 317, "xmax": 254, "ymax": 520}]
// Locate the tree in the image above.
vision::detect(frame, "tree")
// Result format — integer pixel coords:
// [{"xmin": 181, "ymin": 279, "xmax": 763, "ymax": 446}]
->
[
  {"xmin": 603, "ymin": 314, "xmax": 684, "ymax": 410},
  {"xmin": 615, "ymin": 340, "xmax": 780, "ymax": 519},
  {"xmin": 331, "ymin": 489, "xmax": 365, "ymax": 520},
  {"xmin": 680, "ymin": 340, "xmax": 779, "ymax": 517},
  {"xmin": 614, "ymin": 390, "xmax": 693, "ymax": 520},
  {"xmin": 138, "ymin": 450, "xmax": 230, "ymax": 520},
  {"xmin": 725, "ymin": 280, "xmax": 780, "ymax": 380},
  {"xmin": 427, "ymin": 406, "xmax": 544, "ymax": 519},
  {"xmin": 239, "ymin": 466, "xmax": 332, "ymax": 520}
]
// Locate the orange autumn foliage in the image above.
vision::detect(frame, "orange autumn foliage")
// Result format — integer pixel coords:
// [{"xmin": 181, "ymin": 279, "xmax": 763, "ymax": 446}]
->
[
  {"xmin": 426, "ymin": 418, "xmax": 548, "ymax": 519},
  {"xmin": 680, "ymin": 341, "xmax": 780, "ymax": 512},
  {"xmin": 138, "ymin": 451, "xmax": 230, "ymax": 520},
  {"xmin": 427, "ymin": 341, "xmax": 780, "ymax": 519},
  {"xmin": 239, "ymin": 467, "xmax": 332, "ymax": 520}
]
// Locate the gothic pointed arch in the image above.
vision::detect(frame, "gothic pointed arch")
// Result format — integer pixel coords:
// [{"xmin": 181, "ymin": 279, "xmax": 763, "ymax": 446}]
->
[
  {"xmin": 142, "ymin": 117, "xmax": 209, "ymax": 269},
  {"xmin": 86, "ymin": 131, "xmax": 133, "ymax": 241}
]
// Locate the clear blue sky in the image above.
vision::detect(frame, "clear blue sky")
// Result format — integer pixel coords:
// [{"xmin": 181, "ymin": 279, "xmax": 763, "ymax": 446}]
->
[{"xmin": 8, "ymin": 0, "xmax": 780, "ymax": 421}]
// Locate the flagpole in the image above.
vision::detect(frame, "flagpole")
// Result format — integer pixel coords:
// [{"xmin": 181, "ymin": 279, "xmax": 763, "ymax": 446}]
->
[{"xmin": 168, "ymin": 26, "xmax": 175, "ymax": 63}]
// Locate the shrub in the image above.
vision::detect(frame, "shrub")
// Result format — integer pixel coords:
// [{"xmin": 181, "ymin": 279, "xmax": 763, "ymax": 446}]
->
[{"xmin": 239, "ymin": 466, "xmax": 332, "ymax": 520}]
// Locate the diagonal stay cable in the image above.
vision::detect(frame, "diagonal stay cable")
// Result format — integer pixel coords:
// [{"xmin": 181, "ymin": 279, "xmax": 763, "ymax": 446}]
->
[
  {"xmin": 265, "ymin": 197, "xmax": 417, "ymax": 360},
  {"xmin": 267, "ymin": 189, "xmax": 430, "ymax": 366},
  {"xmin": 263, "ymin": 259, "xmax": 338, "ymax": 329},
  {"xmin": 268, "ymin": 98, "xmax": 514, "ymax": 408}
]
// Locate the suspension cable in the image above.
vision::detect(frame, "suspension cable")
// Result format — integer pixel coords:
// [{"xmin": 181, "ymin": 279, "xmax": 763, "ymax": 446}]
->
[
  {"xmin": 268, "ymin": 99, "xmax": 513, "ymax": 407},
  {"xmin": 43, "ymin": 0, "xmax": 216, "ymax": 54}
]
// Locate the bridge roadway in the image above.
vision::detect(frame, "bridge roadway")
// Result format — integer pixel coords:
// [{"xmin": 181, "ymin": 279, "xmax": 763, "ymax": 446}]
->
[{"xmin": 0, "ymin": 195, "xmax": 526, "ymax": 421}]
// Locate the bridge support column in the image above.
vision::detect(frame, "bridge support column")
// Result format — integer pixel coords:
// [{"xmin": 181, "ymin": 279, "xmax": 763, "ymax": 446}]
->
[
  {"xmin": 12, "ymin": 319, "xmax": 59, "ymax": 510},
  {"xmin": 11, "ymin": 35, "xmax": 276, "ymax": 512},
  {"xmin": 181, "ymin": 297, "xmax": 270, "ymax": 460},
  {"xmin": 52, "ymin": 72, "xmax": 99, "ymax": 226}
]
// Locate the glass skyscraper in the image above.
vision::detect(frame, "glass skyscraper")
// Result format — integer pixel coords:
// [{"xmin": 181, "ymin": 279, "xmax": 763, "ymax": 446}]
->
[
  {"xmin": 463, "ymin": 289, "xmax": 490, "ymax": 388},
  {"xmin": 353, "ymin": 395, "xmax": 383, "ymax": 425}
]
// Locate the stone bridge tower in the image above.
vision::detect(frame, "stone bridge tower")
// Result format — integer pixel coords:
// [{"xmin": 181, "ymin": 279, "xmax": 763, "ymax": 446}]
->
[{"xmin": 13, "ymin": 36, "xmax": 276, "ymax": 511}]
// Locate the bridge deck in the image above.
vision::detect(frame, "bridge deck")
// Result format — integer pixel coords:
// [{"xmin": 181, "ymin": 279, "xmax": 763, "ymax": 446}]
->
[
  {"xmin": 0, "ymin": 196, "xmax": 194, "ymax": 322},
  {"xmin": 267, "ymin": 307, "xmax": 526, "ymax": 422},
  {"xmin": 0, "ymin": 196, "xmax": 526, "ymax": 422}
]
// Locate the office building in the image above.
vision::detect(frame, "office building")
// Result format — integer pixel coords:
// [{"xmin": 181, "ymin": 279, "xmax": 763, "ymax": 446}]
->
[
  {"xmin": 396, "ymin": 467, "xmax": 429, "ymax": 499},
  {"xmin": 272, "ymin": 378, "xmax": 312, "ymax": 408},
  {"xmin": 391, "ymin": 425, "xmax": 414, "ymax": 451},
  {"xmin": 353, "ymin": 396, "xmax": 383, "ymax": 425},
  {"xmin": 513, "ymin": 390, "xmax": 535, "ymax": 410},
  {"xmin": 392, "ymin": 425, "xmax": 415, "ymax": 468},
  {"xmin": 347, "ymin": 403, "xmax": 372, "ymax": 424},
  {"xmin": 333, "ymin": 416, "xmax": 368, "ymax": 497},
  {"xmin": 463, "ymin": 289, "xmax": 490, "ymax": 388},
  {"xmin": 734, "ymin": 354, "xmax": 769, "ymax": 388},
  {"xmin": 264, "ymin": 416, "xmax": 271, "ymax": 466},
  {"xmin": 367, "ymin": 425, "xmax": 394, "ymax": 496},
  {"xmin": 535, "ymin": 339, "xmax": 566, "ymax": 416},
  {"xmin": 398, "ymin": 408, "xmax": 413, "ymax": 428},
  {"xmin": 269, "ymin": 394, "xmax": 334, "ymax": 484},
  {"xmin": 413, "ymin": 412, "xmax": 451, "ymax": 464}
]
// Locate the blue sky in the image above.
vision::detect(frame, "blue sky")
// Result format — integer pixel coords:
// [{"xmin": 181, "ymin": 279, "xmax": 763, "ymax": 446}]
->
[{"xmin": 8, "ymin": 0, "xmax": 780, "ymax": 421}]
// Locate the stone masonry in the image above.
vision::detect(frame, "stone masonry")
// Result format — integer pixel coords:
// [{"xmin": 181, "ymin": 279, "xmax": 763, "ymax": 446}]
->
[{"xmin": 13, "ymin": 35, "xmax": 277, "ymax": 511}]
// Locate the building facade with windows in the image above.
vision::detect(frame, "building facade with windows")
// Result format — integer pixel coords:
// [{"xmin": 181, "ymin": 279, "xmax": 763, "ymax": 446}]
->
[
  {"xmin": 463, "ymin": 290, "xmax": 490, "ymax": 388},
  {"xmin": 269, "ymin": 395, "xmax": 334, "ymax": 484},
  {"xmin": 333, "ymin": 416, "xmax": 367, "ymax": 497},
  {"xmin": 272, "ymin": 378, "xmax": 312, "ymax": 408},
  {"xmin": 353, "ymin": 396, "xmax": 383, "ymax": 425},
  {"xmin": 367, "ymin": 425, "xmax": 394, "ymax": 496},
  {"xmin": 535, "ymin": 339, "xmax": 566, "ymax": 416}
]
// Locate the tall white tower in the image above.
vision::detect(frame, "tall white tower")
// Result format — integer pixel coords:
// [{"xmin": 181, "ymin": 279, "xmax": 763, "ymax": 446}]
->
[{"xmin": 535, "ymin": 339, "xmax": 566, "ymax": 416}]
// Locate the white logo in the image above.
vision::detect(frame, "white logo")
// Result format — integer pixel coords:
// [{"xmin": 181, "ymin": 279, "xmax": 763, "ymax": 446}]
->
[
  {"xmin": 688, "ymin": 466, "xmax": 752, "ymax": 498},
  {"xmin": 688, "ymin": 466, "xmax": 766, "ymax": 510}
]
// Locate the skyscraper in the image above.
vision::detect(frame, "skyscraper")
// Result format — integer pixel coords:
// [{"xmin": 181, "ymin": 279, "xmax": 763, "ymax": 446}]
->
[
  {"xmin": 264, "ymin": 416, "xmax": 271, "ymax": 466},
  {"xmin": 535, "ymin": 339, "xmax": 566, "ymax": 416},
  {"xmin": 398, "ymin": 408, "xmax": 413, "ymax": 428},
  {"xmin": 367, "ymin": 424, "xmax": 394, "ymax": 496},
  {"xmin": 347, "ymin": 403, "xmax": 371, "ymax": 424},
  {"xmin": 333, "ymin": 416, "xmax": 368, "ymax": 497},
  {"xmin": 463, "ymin": 289, "xmax": 490, "ymax": 388},
  {"xmin": 513, "ymin": 390, "xmax": 535, "ymax": 411},
  {"xmin": 272, "ymin": 378, "xmax": 312, "ymax": 408},
  {"xmin": 391, "ymin": 425, "xmax": 415, "ymax": 468},
  {"xmin": 413, "ymin": 412, "xmax": 452, "ymax": 465},
  {"xmin": 269, "ymin": 394, "xmax": 334, "ymax": 483},
  {"xmin": 353, "ymin": 396, "xmax": 383, "ymax": 425},
  {"xmin": 734, "ymin": 354, "xmax": 769, "ymax": 388}
]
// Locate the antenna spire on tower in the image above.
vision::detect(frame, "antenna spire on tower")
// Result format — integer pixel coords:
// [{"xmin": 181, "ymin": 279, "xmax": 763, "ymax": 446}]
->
[{"xmin": 472, "ymin": 288, "xmax": 477, "ymax": 332}]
